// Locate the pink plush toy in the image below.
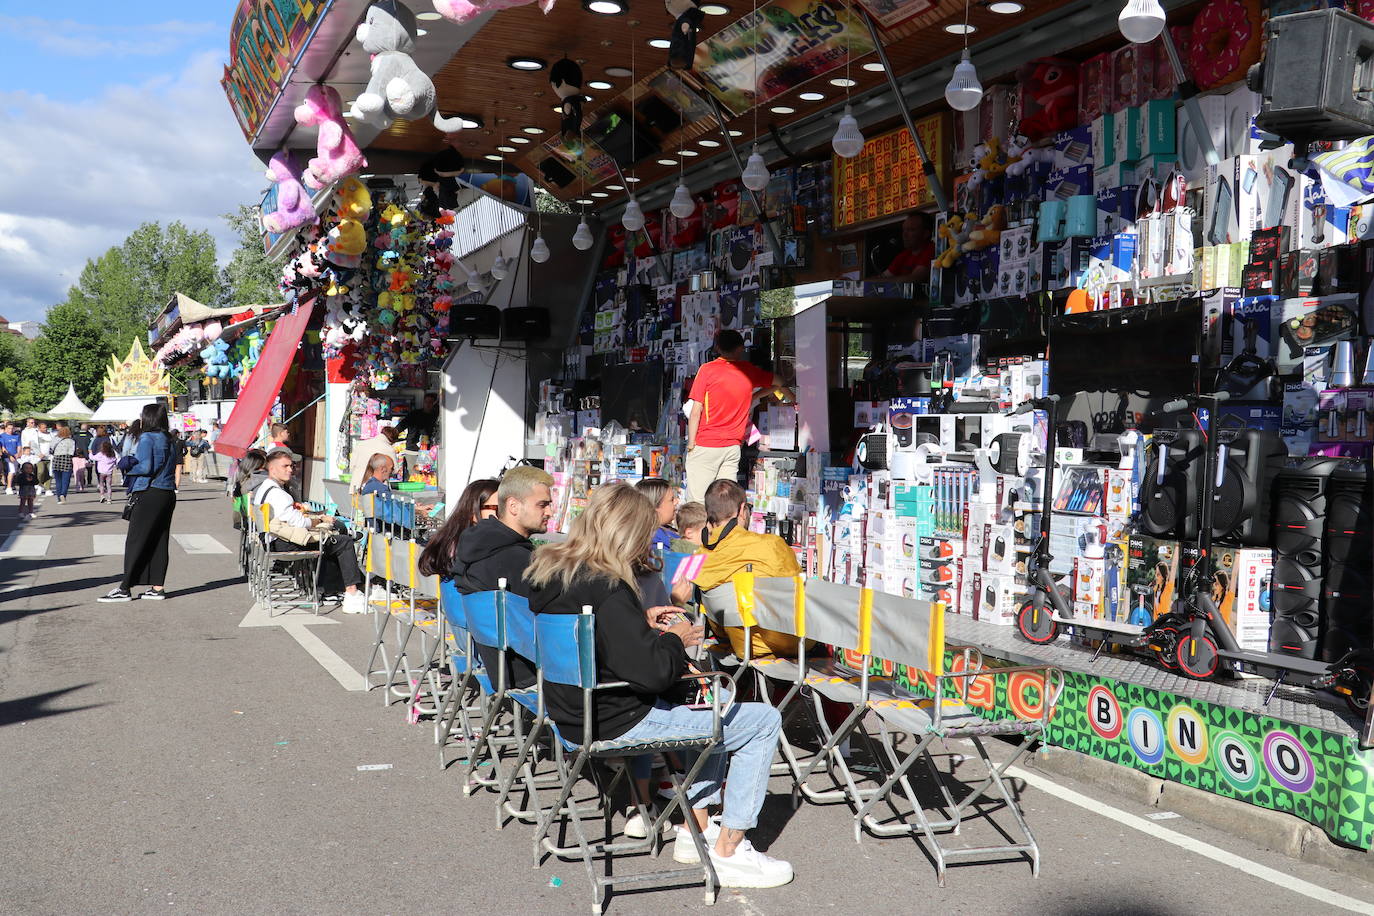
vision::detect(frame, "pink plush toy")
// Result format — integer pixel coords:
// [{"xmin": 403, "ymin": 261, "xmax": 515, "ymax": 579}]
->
[
  {"xmin": 432, "ymin": 0, "xmax": 554, "ymax": 25},
  {"xmin": 261, "ymin": 151, "xmax": 317, "ymax": 234},
  {"xmin": 294, "ymin": 85, "xmax": 368, "ymax": 190}
]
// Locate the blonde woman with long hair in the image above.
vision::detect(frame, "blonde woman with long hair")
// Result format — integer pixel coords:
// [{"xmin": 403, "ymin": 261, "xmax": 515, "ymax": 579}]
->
[{"xmin": 526, "ymin": 482, "xmax": 793, "ymax": 889}]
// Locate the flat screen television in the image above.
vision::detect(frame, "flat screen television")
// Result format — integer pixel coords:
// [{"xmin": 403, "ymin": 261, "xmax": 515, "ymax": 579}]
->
[{"xmin": 1049, "ymin": 298, "xmax": 1201, "ymax": 399}]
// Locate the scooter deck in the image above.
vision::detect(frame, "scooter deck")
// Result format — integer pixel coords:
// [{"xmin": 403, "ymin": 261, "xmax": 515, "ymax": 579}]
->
[
  {"xmin": 1217, "ymin": 647, "xmax": 1332, "ymax": 677},
  {"xmin": 1063, "ymin": 618, "xmax": 1146, "ymax": 637}
]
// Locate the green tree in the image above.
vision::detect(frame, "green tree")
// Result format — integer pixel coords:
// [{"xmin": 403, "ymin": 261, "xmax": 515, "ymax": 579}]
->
[
  {"xmin": 0, "ymin": 331, "xmax": 30, "ymax": 412},
  {"xmin": 221, "ymin": 205, "xmax": 280, "ymax": 308},
  {"xmin": 20, "ymin": 303, "xmax": 111, "ymax": 413}
]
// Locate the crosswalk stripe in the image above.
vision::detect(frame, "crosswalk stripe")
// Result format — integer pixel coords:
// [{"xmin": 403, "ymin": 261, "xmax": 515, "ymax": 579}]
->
[
  {"xmin": 0, "ymin": 534, "xmax": 53, "ymax": 558},
  {"xmin": 93, "ymin": 534, "xmax": 125, "ymax": 555},
  {"xmin": 171, "ymin": 534, "xmax": 230, "ymax": 555}
]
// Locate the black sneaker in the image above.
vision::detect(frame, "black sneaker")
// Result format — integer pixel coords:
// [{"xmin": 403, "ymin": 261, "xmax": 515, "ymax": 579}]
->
[
  {"xmin": 98, "ymin": 588, "xmax": 132, "ymax": 603},
  {"xmin": 139, "ymin": 590, "xmax": 168, "ymax": 600}
]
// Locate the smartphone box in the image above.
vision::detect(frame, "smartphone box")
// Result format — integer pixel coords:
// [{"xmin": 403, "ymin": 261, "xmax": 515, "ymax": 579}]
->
[{"xmin": 1177, "ymin": 94, "xmax": 1228, "ymax": 185}]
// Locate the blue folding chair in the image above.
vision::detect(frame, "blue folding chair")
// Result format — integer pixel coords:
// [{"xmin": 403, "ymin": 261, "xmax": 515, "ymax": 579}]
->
[
  {"xmin": 435, "ymin": 580, "xmax": 484, "ymax": 769},
  {"xmin": 460, "ymin": 585, "xmax": 536, "ymax": 793},
  {"xmin": 529, "ymin": 606, "xmax": 735, "ymax": 915}
]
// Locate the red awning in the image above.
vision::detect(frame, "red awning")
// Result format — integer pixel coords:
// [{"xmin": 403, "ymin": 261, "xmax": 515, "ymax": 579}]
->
[{"xmin": 215, "ymin": 298, "xmax": 316, "ymax": 460}]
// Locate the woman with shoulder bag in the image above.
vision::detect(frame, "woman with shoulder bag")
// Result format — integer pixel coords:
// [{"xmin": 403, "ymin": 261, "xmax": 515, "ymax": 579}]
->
[
  {"xmin": 50, "ymin": 426, "xmax": 76, "ymax": 503},
  {"xmin": 100, "ymin": 404, "xmax": 178, "ymax": 602}
]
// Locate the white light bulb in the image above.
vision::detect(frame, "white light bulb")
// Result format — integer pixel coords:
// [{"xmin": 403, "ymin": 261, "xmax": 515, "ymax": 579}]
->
[
  {"xmin": 530, "ymin": 235, "xmax": 550, "ymax": 262},
  {"xmin": 742, "ymin": 145, "xmax": 770, "ymax": 192},
  {"xmin": 1118, "ymin": 0, "xmax": 1166, "ymax": 44},
  {"xmin": 467, "ymin": 271, "xmax": 483, "ymax": 292},
  {"xmin": 670, "ymin": 182, "xmax": 695, "ymax": 219},
  {"xmin": 572, "ymin": 218, "xmax": 594, "ymax": 250},
  {"xmin": 622, "ymin": 196, "xmax": 645, "ymax": 232},
  {"xmin": 490, "ymin": 255, "xmax": 509, "ymax": 280},
  {"xmin": 944, "ymin": 50, "xmax": 983, "ymax": 112},
  {"xmin": 831, "ymin": 105, "xmax": 865, "ymax": 158}
]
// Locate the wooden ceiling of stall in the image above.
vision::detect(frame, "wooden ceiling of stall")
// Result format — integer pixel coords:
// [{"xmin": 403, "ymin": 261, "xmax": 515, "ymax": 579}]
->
[{"xmin": 370, "ymin": 0, "xmax": 1081, "ymax": 204}]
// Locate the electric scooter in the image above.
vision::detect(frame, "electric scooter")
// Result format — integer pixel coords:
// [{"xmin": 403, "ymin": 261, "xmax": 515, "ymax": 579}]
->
[{"xmin": 1147, "ymin": 393, "xmax": 1374, "ymax": 714}]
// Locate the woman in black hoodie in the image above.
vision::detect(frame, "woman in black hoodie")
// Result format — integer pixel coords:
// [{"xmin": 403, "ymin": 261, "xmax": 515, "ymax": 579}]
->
[{"xmin": 525, "ymin": 483, "xmax": 793, "ymax": 889}]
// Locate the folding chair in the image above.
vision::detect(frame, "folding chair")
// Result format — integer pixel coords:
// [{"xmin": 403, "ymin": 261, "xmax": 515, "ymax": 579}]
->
[
  {"xmin": 434, "ymin": 580, "xmax": 484, "ymax": 768},
  {"xmin": 459, "ymin": 584, "xmax": 536, "ymax": 793},
  {"xmin": 852, "ymin": 591, "xmax": 1065, "ymax": 885},
  {"xmin": 249, "ymin": 501, "xmax": 325, "ymax": 617},
  {"xmin": 529, "ymin": 607, "xmax": 735, "ymax": 916},
  {"xmin": 375, "ymin": 538, "xmax": 442, "ymax": 711}
]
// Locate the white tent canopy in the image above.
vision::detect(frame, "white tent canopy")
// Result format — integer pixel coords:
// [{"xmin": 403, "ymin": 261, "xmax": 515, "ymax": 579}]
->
[
  {"xmin": 90, "ymin": 396, "xmax": 159, "ymax": 424},
  {"xmin": 47, "ymin": 383, "xmax": 94, "ymax": 418}
]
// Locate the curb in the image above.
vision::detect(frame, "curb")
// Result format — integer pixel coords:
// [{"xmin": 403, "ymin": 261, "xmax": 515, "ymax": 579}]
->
[{"xmin": 1026, "ymin": 746, "xmax": 1374, "ymax": 882}]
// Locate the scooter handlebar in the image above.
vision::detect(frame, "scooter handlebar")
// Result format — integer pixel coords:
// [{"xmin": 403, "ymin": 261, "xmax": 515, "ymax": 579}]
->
[
  {"xmin": 1010, "ymin": 394, "xmax": 1061, "ymax": 416},
  {"xmin": 1161, "ymin": 391, "xmax": 1231, "ymax": 413}
]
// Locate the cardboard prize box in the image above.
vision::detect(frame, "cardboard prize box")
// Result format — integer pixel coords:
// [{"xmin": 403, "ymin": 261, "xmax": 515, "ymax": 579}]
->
[{"xmin": 1126, "ymin": 534, "xmax": 1180, "ymax": 625}]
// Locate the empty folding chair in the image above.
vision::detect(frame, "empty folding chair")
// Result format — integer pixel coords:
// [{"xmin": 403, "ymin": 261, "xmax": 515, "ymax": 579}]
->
[
  {"xmin": 460, "ymin": 584, "xmax": 536, "ymax": 793},
  {"xmin": 852, "ymin": 592, "xmax": 1065, "ymax": 885},
  {"xmin": 435, "ymin": 580, "xmax": 484, "ymax": 769},
  {"xmin": 529, "ymin": 607, "xmax": 733, "ymax": 916}
]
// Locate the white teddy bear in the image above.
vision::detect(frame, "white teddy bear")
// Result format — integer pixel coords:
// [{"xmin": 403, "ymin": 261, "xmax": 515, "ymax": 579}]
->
[{"xmin": 350, "ymin": 1, "xmax": 465, "ymax": 132}]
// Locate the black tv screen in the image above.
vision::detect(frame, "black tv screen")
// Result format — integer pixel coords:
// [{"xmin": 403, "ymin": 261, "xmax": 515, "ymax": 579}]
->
[{"xmin": 1049, "ymin": 298, "xmax": 1201, "ymax": 398}]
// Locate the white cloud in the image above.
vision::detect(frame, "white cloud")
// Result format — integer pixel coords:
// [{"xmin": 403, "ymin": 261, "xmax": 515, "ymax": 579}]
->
[
  {"xmin": 0, "ymin": 16, "xmax": 216, "ymax": 58},
  {"xmin": 0, "ymin": 50, "xmax": 267, "ymax": 324}
]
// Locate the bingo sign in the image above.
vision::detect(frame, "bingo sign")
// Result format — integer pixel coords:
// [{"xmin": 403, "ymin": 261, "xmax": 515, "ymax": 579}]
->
[
  {"xmin": 833, "ymin": 115, "xmax": 948, "ymax": 229},
  {"xmin": 879, "ymin": 650, "xmax": 1374, "ymax": 850},
  {"xmin": 221, "ymin": 0, "xmax": 329, "ymax": 141}
]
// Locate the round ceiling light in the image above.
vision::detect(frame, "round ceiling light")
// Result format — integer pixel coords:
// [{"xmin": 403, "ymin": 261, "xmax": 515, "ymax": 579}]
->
[
  {"xmin": 484, "ymin": 154, "xmax": 503, "ymax": 161},
  {"xmin": 944, "ymin": 22, "xmax": 976, "ymax": 35},
  {"xmin": 657, "ymin": 158, "xmax": 678, "ymax": 165},
  {"xmin": 829, "ymin": 77, "xmax": 857, "ymax": 88},
  {"xmin": 648, "ymin": 38, "xmax": 671, "ymax": 49},
  {"xmin": 591, "ymin": 191, "xmax": 609, "ymax": 198},
  {"xmin": 497, "ymin": 145, "xmax": 517, "ymax": 152},
  {"xmin": 415, "ymin": 28, "xmax": 428, "ymax": 36},
  {"xmin": 799, "ymin": 91, "xmax": 825, "ymax": 101},
  {"xmin": 679, "ymin": 149, "xmax": 699, "ymax": 156},
  {"xmin": 508, "ymin": 136, "xmax": 531, "ymax": 144},
  {"xmin": 770, "ymin": 105, "xmax": 795, "ymax": 114},
  {"xmin": 624, "ymin": 176, "xmax": 641, "ymax": 183},
  {"xmin": 523, "ymin": 126, "xmax": 545, "ymax": 134},
  {"xmin": 605, "ymin": 66, "xmax": 633, "ymax": 77},
  {"xmin": 862, "ymin": 61, "xmax": 885, "ymax": 72},
  {"xmin": 728, "ymin": 129, "xmax": 743, "ymax": 137},
  {"xmin": 698, "ymin": 139, "xmax": 720, "ymax": 147},
  {"xmin": 606, "ymin": 183, "xmax": 624, "ymax": 190},
  {"xmin": 988, "ymin": 0, "xmax": 1024, "ymax": 11},
  {"xmin": 588, "ymin": 80, "xmax": 614, "ymax": 90},
  {"xmin": 507, "ymin": 56, "xmax": 547, "ymax": 70},
  {"xmin": 584, "ymin": 0, "xmax": 625, "ymax": 13},
  {"xmin": 575, "ymin": 198, "xmax": 595, "ymax": 205},
  {"xmin": 701, "ymin": 2, "xmax": 730, "ymax": 12},
  {"xmin": 416, "ymin": 11, "xmax": 444, "ymax": 20}
]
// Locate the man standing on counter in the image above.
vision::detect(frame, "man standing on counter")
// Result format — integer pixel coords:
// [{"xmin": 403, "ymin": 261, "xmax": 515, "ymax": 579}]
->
[{"xmin": 685, "ymin": 329, "xmax": 792, "ymax": 503}]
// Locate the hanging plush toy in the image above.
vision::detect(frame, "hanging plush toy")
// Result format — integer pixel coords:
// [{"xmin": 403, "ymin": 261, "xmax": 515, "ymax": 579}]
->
[
  {"xmin": 261, "ymin": 151, "xmax": 316, "ymax": 234},
  {"xmin": 294, "ymin": 85, "xmax": 369, "ymax": 189},
  {"xmin": 351, "ymin": 1, "xmax": 467, "ymax": 132},
  {"xmin": 430, "ymin": 0, "xmax": 555, "ymax": 26},
  {"xmin": 665, "ymin": 0, "xmax": 705, "ymax": 71},
  {"xmin": 549, "ymin": 57, "xmax": 583, "ymax": 145},
  {"xmin": 334, "ymin": 177, "xmax": 374, "ymax": 222}
]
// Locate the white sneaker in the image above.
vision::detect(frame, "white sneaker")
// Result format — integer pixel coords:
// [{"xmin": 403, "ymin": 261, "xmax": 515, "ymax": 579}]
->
[
  {"xmin": 341, "ymin": 592, "xmax": 367, "ymax": 614},
  {"xmin": 5, "ymin": 487, "xmax": 11, "ymax": 495},
  {"xmin": 624, "ymin": 806, "xmax": 671, "ymax": 839},
  {"xmin": 707, "ymin": 839, "xmax": 794, "ymax": 888},
  {"xmin": 672, "ymin": 817, "xmax": 722, "ymax": 863},
  {"xmin": 368, "ymin": 585, "xmax": 390, "ymax": 603}
]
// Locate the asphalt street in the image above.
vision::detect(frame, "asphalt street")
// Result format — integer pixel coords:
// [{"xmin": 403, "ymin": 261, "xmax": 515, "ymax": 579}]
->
[{"xmin": 2, "ymin": 481, "xmax": 1373, "ymax": 915}]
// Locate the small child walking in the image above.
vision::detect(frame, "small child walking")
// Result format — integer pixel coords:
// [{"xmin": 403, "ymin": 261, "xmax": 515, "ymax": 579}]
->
[
  {"xmin": 92, "ymin": 441, "xmax": 118, "ymax": 503},
  {"xmin": 15, "ymin": 459, "xmax": 37, "ymax": 518}
]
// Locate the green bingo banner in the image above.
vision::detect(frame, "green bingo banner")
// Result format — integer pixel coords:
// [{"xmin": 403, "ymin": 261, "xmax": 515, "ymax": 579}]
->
[{"xmin": 846, "ymin": 649, "xmax": 1374, "ymax": 850}]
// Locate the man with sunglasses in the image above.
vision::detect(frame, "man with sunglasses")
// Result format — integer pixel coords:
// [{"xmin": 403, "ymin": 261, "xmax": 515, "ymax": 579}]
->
[{"xmin": 252, "ymin": 447, "xmax": 366, "ymax": 614}]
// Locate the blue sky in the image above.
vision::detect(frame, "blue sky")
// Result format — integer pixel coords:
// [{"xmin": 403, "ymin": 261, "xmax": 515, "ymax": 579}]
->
[{"xmin": 0, "ymin": 1, "xmax": 266, "ymax": 323}]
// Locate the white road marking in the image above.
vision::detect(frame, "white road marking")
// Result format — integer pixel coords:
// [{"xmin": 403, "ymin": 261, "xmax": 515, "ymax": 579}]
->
[
  {"xmin": 172, "ymin": 534, "xmax": 230, "ymax": 555},
  {"xmin": 92, "ymin": 535, "xmax": 125, "ymax": 555},
  {"xmin": 1008, "ymin": 766, "xmax": 1374, "ymax": 914},
  {"xmin": 0, "ymin": 534, "xmax": 52, "ymax": 558},
  {"xmin": 237, "ymin": 603, "xmax": 367, "ymax": 692}
]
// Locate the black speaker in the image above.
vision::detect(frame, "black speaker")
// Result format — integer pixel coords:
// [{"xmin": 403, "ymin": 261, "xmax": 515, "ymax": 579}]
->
[
  {"xmin": 1249, "ymin": 9, "xmax": 1374, "ymax": 142},
  {"xmin": 447, "ymin": 304, "xmax": 501, "ymax": 339},
  {"xmin": 1211, "ymin": 429, "xmax": 1287, "ymax": 545},
  {"xmin": 501, "ymin": 306, "xmax": 550, "ymax": 341},
  {"xmin": 1140, "ymin": 429, "xmax": 1205, "ymax": 541},
  {"xmin": 1269, "ymin": 457, "xmax": 1342, "ymax": 659},
  {"xmin": 1321, "ymin": 463, "xmax": 1373, "ymax": 661}
]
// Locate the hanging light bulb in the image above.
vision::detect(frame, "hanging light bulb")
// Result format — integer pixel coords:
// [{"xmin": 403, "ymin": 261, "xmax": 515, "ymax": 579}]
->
[
  {"xmin": 1118, "ymin": 0, "xmax": 1166, "ymax": 44},
  {"xmin": 622, "ymin": 196, "xmax": 645, "ymax": 231},
  {"xmin": 742, "ymin": 145, "xmax": 770, "ymax": 192},
  {"xmin": 572, "ymin": 218, "xmax": 594, "ymax": 250},
  {"xmin": 669, "ymin": 182, "xmax": 695, "ymax": 219},
  {"xmin": 944, "ymin": 49, "xmax": 983, "ymax": 112},
  {"xmin": 831, "ymin": 105, "xmax": 865, "ymax": 158},
  {"xmin": 466, "ymin": 270, "xmax": 484, "ymax": 292},
  {"xmin": 530, "ymin": 234, "xmax": 550, "ymax": 262},
  {"xmin": 490, "ymin": 254, "xmax": 509, "ymax": 280}
]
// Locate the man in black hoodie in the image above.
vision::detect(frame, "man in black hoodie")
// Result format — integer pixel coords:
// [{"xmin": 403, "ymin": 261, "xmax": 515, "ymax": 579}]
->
[{"xmin": 451, "ymin": 465, "xmax": 554, "ymax": 686}]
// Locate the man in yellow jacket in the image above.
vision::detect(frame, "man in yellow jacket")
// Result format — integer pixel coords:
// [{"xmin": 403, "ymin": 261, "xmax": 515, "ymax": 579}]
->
[{"xmin": 673, "ymin": 478, "xmax": 801, "ymax": 659}]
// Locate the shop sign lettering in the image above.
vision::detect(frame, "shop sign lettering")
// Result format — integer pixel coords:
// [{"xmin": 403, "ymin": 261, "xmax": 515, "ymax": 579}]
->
[{"xmin": 221, "ymin": 0, "xmax": 327, "ymax": 140}]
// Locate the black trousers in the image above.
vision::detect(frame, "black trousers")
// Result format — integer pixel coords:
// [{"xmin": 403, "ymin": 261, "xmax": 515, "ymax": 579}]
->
[
  {"xmin": 271, "ymin": 530, "xmax": 362, "ymax": 591},
  {"xmin": 122, "ymin": 487, "xmax": 176, "ymax": 589}
]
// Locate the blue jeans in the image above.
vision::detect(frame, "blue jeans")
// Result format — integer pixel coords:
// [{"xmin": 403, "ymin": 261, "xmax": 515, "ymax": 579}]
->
[
  {"xmin": 613, "ymin": 698, "xmax": 781, "ymax": 832},
  {"xmin": 52, "ymin": 469, "xmax": 72, "ymax": 498}
]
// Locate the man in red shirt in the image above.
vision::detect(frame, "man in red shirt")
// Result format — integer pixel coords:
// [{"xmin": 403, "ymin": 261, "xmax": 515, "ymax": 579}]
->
[
  {"xmin": 878, "ymin": 211, "xmax": 935, "ymax": 284},
  {"xmin": 685, "ymin": 329, "xmax": 792, "ymax": 502}
]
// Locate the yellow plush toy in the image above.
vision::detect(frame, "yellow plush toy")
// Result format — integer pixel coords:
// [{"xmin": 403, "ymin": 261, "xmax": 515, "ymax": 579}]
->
[
  {"xmin": 963, "ymin": 205, "xmax": 1008, "ymax": 253},
  {"xmin": 334, "ymin": 177, "xmax": 372, "ymax": 221},
  {"xmin": 980, "ymin": 137, "xmax": 1008, "ymax": 180},
  {"xmin": 935, "ymin": 213, "xmax": 967, "ymax": 269}
]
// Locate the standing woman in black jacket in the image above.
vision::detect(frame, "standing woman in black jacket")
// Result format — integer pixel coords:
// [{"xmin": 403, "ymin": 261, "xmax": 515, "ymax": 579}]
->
[{"xmin": 524, "ymin": 482, "xmax": 793, "ymax": 889}]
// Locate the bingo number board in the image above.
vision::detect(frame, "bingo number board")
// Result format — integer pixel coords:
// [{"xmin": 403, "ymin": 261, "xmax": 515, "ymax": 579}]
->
[{"xmin": 833, "ymin": 113, "xmax": 947, "ymax": 230}]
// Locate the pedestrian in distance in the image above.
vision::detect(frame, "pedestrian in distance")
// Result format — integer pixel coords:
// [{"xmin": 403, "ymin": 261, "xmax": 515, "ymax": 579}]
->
[
  {"xmin": 171, "ymin": 430, "xmax": 186, "ymax": 492},
  {"xmin": 14, "ymin": 459, "xmax": 37, "ymax": 519},
  {"xmin": 99, "ymin": 403, "xmax": 178, "ymax": 603},
  {"xmin": 188, "ymin": 430, "xmax": 211, "ymax": 482},
  {"xmin": 0, "ymin": 420, "xmax": 20, "ymax": 494},
  {"xmin": 92, "ymin": 440, "xmax": 118, "ymax": 503},
  {"xmin": 50, "ymin": 426, "xmax": 76, "ymax": 503}
]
